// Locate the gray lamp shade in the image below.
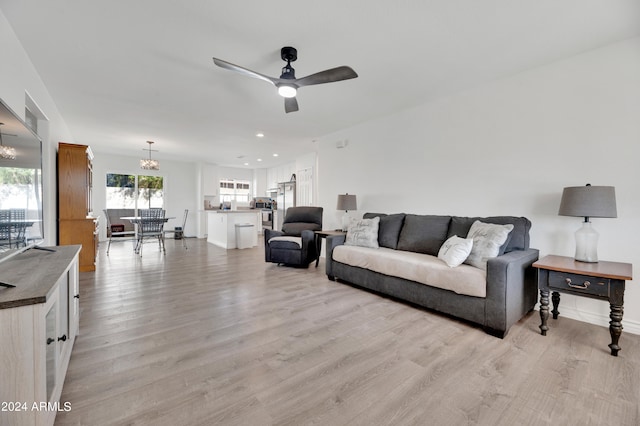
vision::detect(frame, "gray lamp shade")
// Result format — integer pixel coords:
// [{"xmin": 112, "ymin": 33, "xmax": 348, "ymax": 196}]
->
[
  {"xmin": 558, "ymin": 185, "xmax": 617, "ymax": 219},
  {"xmin": 336, "ymin": 194, "xmax": 357, "ymax": 211}
]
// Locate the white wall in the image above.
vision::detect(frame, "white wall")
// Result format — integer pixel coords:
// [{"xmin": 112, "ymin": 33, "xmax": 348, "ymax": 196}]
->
[
  {"xmin": 93, "ymin": 152, "xmax": 198, "ymax": 240},
  {"xmin": 0, "ymin": 10, "xmax": 76, "ymax": 245},
  {"xmin": 317, "ymin": 37, "xmax": 640, "ymax": 334}
]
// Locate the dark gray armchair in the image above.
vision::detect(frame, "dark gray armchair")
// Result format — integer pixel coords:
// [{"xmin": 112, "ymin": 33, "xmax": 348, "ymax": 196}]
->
[{"xmin": 265, "ymin": 206, "xmax": 323, "ymax": 267}]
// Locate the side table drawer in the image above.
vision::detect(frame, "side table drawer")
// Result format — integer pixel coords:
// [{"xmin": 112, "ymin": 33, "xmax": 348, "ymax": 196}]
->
[{"xmin": 547, "ymin": 271, "xmax": 610, "ymax": 297}]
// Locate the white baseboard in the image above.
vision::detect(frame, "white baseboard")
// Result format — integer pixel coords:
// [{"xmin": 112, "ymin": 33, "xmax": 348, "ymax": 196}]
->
[{"xmin": 535, "ymin": 304, "xmax": 640, "ymax": 336}]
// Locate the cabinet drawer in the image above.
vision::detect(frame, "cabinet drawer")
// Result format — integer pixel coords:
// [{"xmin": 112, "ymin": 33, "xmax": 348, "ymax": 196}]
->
[{"xmin": 548, "ymin": 271, "xmax": 610, "ymax": 297}]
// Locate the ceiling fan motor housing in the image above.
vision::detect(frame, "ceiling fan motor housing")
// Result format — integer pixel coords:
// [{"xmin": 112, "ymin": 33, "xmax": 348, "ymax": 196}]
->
[
  {"xmin": 281, "ymin": 46, "xmax": 297, "ymax": 62},
  {"xmin": 280, "ymin": 46, "xmax": 297, "ymax": 79}
]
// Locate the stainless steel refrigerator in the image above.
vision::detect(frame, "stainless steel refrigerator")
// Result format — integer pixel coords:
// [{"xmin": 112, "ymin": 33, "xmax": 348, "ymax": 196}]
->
[{"xmin": 276, "ymin": 181, "xmax": 296, "ymax": 231}]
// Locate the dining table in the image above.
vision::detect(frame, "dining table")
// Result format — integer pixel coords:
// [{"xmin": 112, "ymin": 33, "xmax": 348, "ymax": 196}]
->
[{"xmin": 120, "ymin": 216, "xmax": 175, "ymax": 254}]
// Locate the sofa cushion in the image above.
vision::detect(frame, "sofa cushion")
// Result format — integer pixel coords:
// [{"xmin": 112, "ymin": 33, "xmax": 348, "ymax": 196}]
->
[
  {"xmin": 447, "ymin": 216, "xmax": 531, "ymax": 253},
  {"xmin": 345, "ymin": 217, "xmax": 380, "ymax": 249},
  {"xmin": 397, "ymin": 215, "xmax": 452, "ymax": 256},
  {"xmin": 464, "ymin": 221, "xmax": 514, "ymax": 270},
  {"xmin": 363, "ymin": 213, "xmax": 406, "ymax": 249},
  {"xmin": 438, "ymin": 235, "xmax": 473, "ymax": 267},
  {"xmin": 332, "ymin": 245, "xmax": 486, "ymax": 298}
]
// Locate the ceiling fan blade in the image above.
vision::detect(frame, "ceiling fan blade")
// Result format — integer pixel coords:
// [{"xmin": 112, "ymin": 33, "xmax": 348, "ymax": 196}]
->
[
  {"xmin": 212, "ymin": 57, "xmax": 278, "ymax": 86},
  {"xmin": 295, "ymin": 66, "xmax": 358, "ymax": 87},
  {"xmin": 284, "ymin": 97, "xmax": 299, "ymax": 113}
]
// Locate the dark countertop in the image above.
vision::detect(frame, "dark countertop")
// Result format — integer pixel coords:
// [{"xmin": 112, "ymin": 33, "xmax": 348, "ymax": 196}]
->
[{"xmin": 0, "ymin": 245, "xmax": 81, "ymax": 309}]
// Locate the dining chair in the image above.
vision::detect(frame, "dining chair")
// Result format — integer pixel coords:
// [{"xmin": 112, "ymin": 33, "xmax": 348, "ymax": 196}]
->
[
  {"xmin": 136, "ymin": 208, "xmax": 166, "ymax": 255},
  {"xmin": 9, "ymin": 209, "xmax": 27, "ymax": 248},
  {"xmin": 164, "ymin": 209, "xmax": 189, "ymax": 250},
  {"xmin": 103, "ymin": 209, "xmax": 136, "ymax": 255},
  {"xmin": 0, "ymin": 210, "xmax": 12, "ymax": 250}
]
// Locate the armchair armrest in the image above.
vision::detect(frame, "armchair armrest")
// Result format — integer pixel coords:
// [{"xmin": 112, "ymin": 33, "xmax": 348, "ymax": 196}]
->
[
  {"xmin": 300, "ymin": 230, "xmax": 316, "ymax": 260},
  {"xmin": 264, "ymin": 228, "xmax": 284, "ymax": 241},
  {"xmin": 485, "ymin": 248, "xmax": 540, "ymax": 336},
  {"xmin": 325, "ymin": 234, "xmax": 347, "ymax": 279},
  {"xmin": 264, "ymin": 229, "xmax": 284, "ymax": 262}
]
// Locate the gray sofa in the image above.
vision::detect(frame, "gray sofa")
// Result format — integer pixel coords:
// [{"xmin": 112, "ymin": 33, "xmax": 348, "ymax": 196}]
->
[{"xmin": 325, "ymin": 213, "xmax": 539, "ymax": 338}]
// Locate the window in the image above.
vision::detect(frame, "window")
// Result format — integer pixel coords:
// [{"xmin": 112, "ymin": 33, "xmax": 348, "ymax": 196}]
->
[
  {"xmin": 138, "ymin": 175, "xmax": 164, "ymax": 209},
  {"xmin": 219, "ymin": 179, "xmax": 251, "ymax": 203},
  {"xmin": 106, "ymin": 173, "xmax": 163, "ymax": 210}
]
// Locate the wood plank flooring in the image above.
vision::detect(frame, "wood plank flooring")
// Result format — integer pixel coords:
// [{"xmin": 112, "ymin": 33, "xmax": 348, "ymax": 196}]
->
[{"xmin": 55, "ymin": 238, "xmax": 640, "ymax": 425}]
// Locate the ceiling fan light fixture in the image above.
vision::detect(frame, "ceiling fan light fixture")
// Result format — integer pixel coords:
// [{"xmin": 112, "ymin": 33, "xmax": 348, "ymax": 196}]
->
[
  {"xmin": 212, "ymin": 45, "xmax": 357, "ymax": 113},
  {"xmin": 277, "ymin": 85, "xmax": 297, "ymax": 98}
]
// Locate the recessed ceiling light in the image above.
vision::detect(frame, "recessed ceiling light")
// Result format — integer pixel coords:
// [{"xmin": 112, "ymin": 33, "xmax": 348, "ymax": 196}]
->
[
  {"xmin": 257, "ymin": 158, "xmax": 262, "ymax": 162},
  {"xmin": 273, "ymin": 153, "xmax": 279, "ymax": 157},
  {"xmin": 244, "ymin": 162, "xmax": 249, "ymax": 166},
  {"xmin": 256, "ymin": 132, "xmax": 264, "ymax": 138}
]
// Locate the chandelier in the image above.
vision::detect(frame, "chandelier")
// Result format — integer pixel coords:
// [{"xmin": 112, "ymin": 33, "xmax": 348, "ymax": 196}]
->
[
  {"xmin": 0, "ymin": 123, "xmax": 16, "ymax": 160},
  {"xmin": 140, "ymin": 140, "xmax": 159, "ymax": 170}
]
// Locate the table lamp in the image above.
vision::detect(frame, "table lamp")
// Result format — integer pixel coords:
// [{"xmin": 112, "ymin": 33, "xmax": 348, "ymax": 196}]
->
[
  {"xmin": 558, "ymin": 183, "xmax": 617, "ymax": 263},
  {"xmin": 337, "ymin": 193, "xmax": 357, "ymax": 231}
]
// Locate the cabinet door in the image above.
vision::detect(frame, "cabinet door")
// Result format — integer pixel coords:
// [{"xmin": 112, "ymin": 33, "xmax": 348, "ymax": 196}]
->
[
  {"xmin": 45, "ymin": 300, "xmax": 58, "ymax": 402},
  {"xmin": 57, "ymin": 275, "xmax": 69, "ymax": 360},
  {"xmin": 68, "ymin": 266, "xmax": 80, "ymax": 338},
  {"xmin": 58, "ymin": 143, "xmax": 91, "ymax": 219},
  {"xmin": 60, "ymin": 218, "xmax": 97, "ymax": 272}
]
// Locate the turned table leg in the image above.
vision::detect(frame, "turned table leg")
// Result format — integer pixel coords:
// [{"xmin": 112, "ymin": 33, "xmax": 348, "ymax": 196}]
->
[
  {"xmin": 539, "ymin": 289, "xmax": 549, "ymax": 336},
  {"xmin": 551, "ymin": 291, "xmax": 560, "ymax": 319},
  {"xmin": 608, "ymin": 303, "xmax": 624, "ymax": 356}
]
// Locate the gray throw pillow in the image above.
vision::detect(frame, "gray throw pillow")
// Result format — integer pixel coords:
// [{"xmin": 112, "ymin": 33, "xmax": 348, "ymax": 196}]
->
[
  {"xmin": 464, "ymin": 220, "xmax": 514, "ymax": 270},
  {"xmin": 364, "ymin": 213, "xmax": 406, "ymax": 249},
  {"xmin": 345, "ymin": 217, "xmax": 380, "ymax": 249},
  {"xmin": 396, "ymin": 215, "xmax": 451, "ymax": 256}
]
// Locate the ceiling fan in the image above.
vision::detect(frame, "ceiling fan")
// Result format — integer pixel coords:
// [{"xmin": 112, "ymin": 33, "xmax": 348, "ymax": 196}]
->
[{"xmin": 212, "ymin": 46, "xmax": 358, "ymax": 113}]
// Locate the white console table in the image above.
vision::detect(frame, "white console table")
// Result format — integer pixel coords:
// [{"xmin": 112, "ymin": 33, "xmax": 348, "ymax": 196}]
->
[{"xmin": 0, "ymin": 245, "xmax": 81, "ymax": 426}]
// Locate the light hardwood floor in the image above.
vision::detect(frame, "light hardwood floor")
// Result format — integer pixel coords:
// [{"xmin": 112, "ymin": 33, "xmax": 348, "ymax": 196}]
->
[{"xmin": 55, "ymin": 237, "xmax": 640, "ymax": 426}]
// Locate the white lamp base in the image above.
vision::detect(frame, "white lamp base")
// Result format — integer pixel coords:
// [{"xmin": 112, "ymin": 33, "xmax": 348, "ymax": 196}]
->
[
  {"xmin": 341, "ymin": 212, "xmax": 351, "ymax": 232},
  {"xmin": 574, "ymin": 221, "xmax": 599, "ymax": 263}
]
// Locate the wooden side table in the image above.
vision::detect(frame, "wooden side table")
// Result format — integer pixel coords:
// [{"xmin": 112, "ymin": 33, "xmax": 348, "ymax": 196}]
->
[
  {"xmin": 533, "ymin": 255, "xmax": 633, "ymax": 356},
  {"xmin": 314, "ymin": 230, "xmax": 347, "ymax": 267}
]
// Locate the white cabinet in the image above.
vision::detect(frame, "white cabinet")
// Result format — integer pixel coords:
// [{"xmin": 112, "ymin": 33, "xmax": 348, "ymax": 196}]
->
[
  {"xmin": 207, "ymin": 211, "xmax": 260, "ymax": 249},
  {"xmin": 0, "ymin": 246, "xmax": 80, "ymax": 426},
  {"xmin": 202, "ymin": 163, "xmax": 219, "ymax": 197}
]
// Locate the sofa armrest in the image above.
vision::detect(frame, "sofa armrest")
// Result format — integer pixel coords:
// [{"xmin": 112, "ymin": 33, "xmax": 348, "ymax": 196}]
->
[
  {"xmin": 325, "ymin": 234, "xmax": 347, "ymax": 279},
  {"xmin": 484, "ymin": 248, "xmax": 540, "ymax": 336}
]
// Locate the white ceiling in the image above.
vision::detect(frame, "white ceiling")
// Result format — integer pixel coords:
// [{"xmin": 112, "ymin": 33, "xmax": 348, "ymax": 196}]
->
[{"xmin": 1, "ymin": 1, "xmax": 639, "ymax": 168}]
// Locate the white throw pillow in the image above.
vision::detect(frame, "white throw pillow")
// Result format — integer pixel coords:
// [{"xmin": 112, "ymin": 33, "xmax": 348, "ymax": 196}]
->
[
  {"xmin": 438, "ymin": 236, "xmax": 474, "ymax": 267},
  {"xmin": 465, "ymin": 220, "xmax": 514, "ymax": 270},
  {"xmin": 345, "ymin": 217, "xmax": 380, "ymax": 249}
]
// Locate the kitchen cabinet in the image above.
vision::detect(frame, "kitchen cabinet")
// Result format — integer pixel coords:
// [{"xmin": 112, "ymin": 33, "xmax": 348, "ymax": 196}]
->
[
  {"xmin": 207, "ymin": 211, "xmax": 260, "ymax": 249},
  {"xmin": 0, "ymin": 245, "xmax": 80, "ymax": 426}
]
